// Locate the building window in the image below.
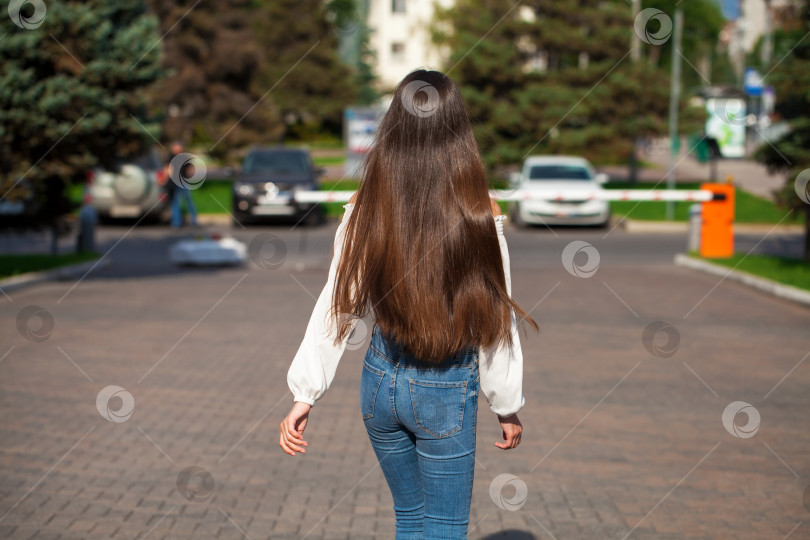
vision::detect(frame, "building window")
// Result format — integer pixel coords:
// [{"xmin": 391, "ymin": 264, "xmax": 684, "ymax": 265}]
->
[
  {"xmin": 391, "ymin": 42, "xmax": 405, "ymax": 62},
  {"xmin": 392, "ymin": 0, "xmax": 406, "ymax": 13}
]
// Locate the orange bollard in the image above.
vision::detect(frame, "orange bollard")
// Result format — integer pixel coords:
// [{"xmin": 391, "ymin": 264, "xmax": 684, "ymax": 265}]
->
[{"xmin": 699, "ymin": 182, "xmax": 735, "ymax": 258}]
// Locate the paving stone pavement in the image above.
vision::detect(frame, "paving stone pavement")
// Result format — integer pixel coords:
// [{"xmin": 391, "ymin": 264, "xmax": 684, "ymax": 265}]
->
[{"xmin": 1, "ymin": 223, "xmax": 809, "ymax": 540}]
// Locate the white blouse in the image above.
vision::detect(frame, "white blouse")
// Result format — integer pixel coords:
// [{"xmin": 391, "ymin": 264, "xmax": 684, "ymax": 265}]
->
[{"xmin": 286, "ymin": 203, "xmax": 526, "ymax": 417}]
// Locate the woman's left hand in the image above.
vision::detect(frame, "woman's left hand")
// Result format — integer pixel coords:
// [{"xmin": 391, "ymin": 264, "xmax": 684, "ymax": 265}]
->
[
  {"xmin": 490, "ymin": 197, "xmax": 502, "ymax": 216},
  {"xmin": 279, "ymin": 401, "xmax": 311, "ymax": 456}
]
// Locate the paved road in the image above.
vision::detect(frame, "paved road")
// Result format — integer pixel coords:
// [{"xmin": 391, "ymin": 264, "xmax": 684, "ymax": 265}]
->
[{"xmin": 1, "ymin": 219, "xmax": 809, "ymax": 539}]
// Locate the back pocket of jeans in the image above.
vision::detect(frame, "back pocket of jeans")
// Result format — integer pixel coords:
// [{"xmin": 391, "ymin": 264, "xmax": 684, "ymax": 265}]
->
[
  {"xmin": 361, "ymin": 362, "xmax": 386, "ymax": 420},
  {"xmin": 409, "ymin": 379, "xmax": 468, "ymax": 438}
]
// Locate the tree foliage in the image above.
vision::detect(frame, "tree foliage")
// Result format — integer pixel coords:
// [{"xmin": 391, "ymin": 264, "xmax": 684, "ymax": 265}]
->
[
  {"xmin": 327, "ymin": 0, "xmax": 380, "ymax": 106},
  {"xmin": 754, "ymin": 1, "xmax": 810, "ymax": 260},
  {"xmin": 148, "ymin": 0, "xmax": 357, "ymax": 155},
  {"xmin": 0, "ymin": 0, "xmax": 165, "ymax": 227},
  {"xmin": 147, "ymin": 0, "xmax": 278, "ymax": 154},
  {"xmin": 433, "ymin": 0, "xmax": 708, "ymax": 170},
  {"xmin": 642, "ymin": 0, "xmax": 727, "ymax": 87},
  {"xmin": 254, "ymin": 0, "xmax": 357, "ymax": 141}
]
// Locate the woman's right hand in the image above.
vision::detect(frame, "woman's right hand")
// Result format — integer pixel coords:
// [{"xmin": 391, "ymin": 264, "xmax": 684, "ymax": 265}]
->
[
  {"xmin": 495, "ymin": 413, "xmax": 522, "ymax": 450},
  {"xmin": 279, "ymin": 401, "xmax": 311, "ymax": 456}
]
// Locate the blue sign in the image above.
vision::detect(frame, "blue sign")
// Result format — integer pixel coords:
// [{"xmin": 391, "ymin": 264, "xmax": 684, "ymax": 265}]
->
[{"xmin": 744, "ymin": 68, "xmax": 763, "ymax": 97}]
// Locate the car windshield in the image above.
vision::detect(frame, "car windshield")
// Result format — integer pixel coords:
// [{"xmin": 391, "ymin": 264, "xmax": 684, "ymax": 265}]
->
[
  {"xmin": 528, "ymin": 164, "xmax": 592, "ymax": 181},
  {"xmin": 243, "ymin": 151, "xmax": 309, "ymax": 175}
]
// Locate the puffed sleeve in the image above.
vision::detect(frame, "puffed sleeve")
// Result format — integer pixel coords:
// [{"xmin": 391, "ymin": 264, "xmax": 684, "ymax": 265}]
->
[
  {"xmin": 287, "ymin": 204, "xmax": 358, "ymax": 406},
  {"xmin": 478, "ymin": 215, "xmax": 526, "ymax": 417}
]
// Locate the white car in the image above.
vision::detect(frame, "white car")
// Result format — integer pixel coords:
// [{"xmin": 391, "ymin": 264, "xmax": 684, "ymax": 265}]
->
[
  {"xmin": 169, "ymin": 235, "xmax": 247, "ymax": 266},
  {"xmin": 509, "ymin": 156, "xmax": 611, "ymax": 227},
  {"xmin": 87, "ymin": 149, "xmax": 171, "ymax": 223}
]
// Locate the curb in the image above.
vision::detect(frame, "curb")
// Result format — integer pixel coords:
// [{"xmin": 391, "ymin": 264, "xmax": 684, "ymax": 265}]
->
[
  {"xmin": 196, "ymin": 213, "xmax": 343, "ymax": 226},
  {"xmin": 674, "ymin": 253, "xmax": 810, "ymax": 308},
  {"xmin": 198, "ymin": 214, "xmax": 232, "ymax": 226},
  {"xmin": 621, "ymin": 219, "xmax": 804, "ymax": 234},
  {"xmin": 622, "ymin": 219, "xmax": 688, "ymax": 233},
  {"xmin": 733, "ymin": 223, "xmax": 804, "ymax": 234},
  {"xmin": 0, "ymin": 257, "xmax": 110, "ymax": 295}
]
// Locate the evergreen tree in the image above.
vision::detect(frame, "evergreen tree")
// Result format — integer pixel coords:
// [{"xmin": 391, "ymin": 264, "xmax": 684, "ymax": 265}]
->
[
  {"xmin": 0, "ymin": 0, "xmax": 165, "ymax": 240},
  {"xmin": 433, "ymin": 0, "xmax": 707, "ymax": 171},
  {"xmin": 755, "ymin": 1, "xmax": 810, "ymax": 260},
  {"xmin": 328, "ymin": 0, "xmax": 380, "ymax": 105},
  {"xmin": 642, "ymin": 0, "xmax": 727, "ymax": 87}
]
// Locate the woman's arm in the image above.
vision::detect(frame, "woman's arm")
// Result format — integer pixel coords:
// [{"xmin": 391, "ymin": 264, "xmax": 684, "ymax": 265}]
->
[
  {"xmin": 479, "ymin": 215, "xmax": 525, "ymax": 449},
  {"xmin": 285, "ymin": 204, "xmax": 356, "ymax": 405},
  {"xmin": 281, "ymin": 202, "xmax": 357, "ymax": 456}
]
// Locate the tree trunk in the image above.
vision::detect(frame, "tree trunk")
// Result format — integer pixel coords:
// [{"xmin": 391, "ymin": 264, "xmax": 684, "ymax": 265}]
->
[
  {"xmin": 650, "ymin": 46, "xmax": 661, "ymax": 66},
  {"xmin": 44, "ymin": 177, "xmax": 63, "ymax": 256},
  {"xmin": 804, "ymin": 205, "xmax": 810, "ymax": 262},
  {"xmin": 50, "ymin": 221, "xmax": 59, "ymax": 256},
  {"xmin": 628, "ymin": 138, "xmax": 638, "ymax": 185}
]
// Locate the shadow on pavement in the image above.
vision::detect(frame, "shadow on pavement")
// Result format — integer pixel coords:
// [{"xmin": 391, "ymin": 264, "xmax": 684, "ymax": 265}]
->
[
  {"xmin": 479, "ymin": 530, "xmax": 536, "ymax": 539},
  {"xmin": 90, "ymin": 233, "xmax": 248, "ymax": 280}
]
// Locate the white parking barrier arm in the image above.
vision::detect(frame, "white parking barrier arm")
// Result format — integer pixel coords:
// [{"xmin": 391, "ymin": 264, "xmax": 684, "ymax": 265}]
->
[
  {"xmin": 294, "ymin": 191, "xmax": 356, "ymax": 203},
  {"xmin": 489, "ymin": 189, "xmax": 716, "ymax": 202},
  {"xmin": 293, "ymin": 189, "xmax": 719, "ymax": 204}
]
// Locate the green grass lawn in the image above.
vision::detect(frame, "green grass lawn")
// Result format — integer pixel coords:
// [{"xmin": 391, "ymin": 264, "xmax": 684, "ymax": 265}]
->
[
  {"xmin": 190, "ymin": 179, "xmax": 232, "ymax": 214},
  {"xmin": 0, "ymin": 252, "xmax": 100, "ymax": 279},
  {"xmin": 313, "ymin": 155, "xmax": 346, "ymax": 167},
  {"xmin": 68, "ymin": 180, "xmax": 234, "ymax": 215},
  {"xmin": 320, "ymin": 179, "xmax": 360, "ymax": 191},
  {"xmin": 319, "ymin": 179, "xmax": 359, "ymax": 216},
  {"xmin": 67, "ymin": 183, "xmax": 84, "ymax": 205},
  {"xmin": 695, "ymin": 252, "xmax": 810, "ymax": 292},
  {"xmin": 191, "ymin": 178, "xmax": 360, "ymax": 217},
  {"xmin": 604, "ymin": 182, "xmax": 799, "ymax": 224},
  {"xmin": 306, "ymin": 139, "xmax": 344, "ymax": 150}
]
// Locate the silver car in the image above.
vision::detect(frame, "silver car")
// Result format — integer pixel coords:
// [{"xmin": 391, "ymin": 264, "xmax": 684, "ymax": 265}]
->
[
  {"xmin": 87, "ymin": 150, "xmax": 170, "ymax": 222},
  {"xmin": 510, "ymin": 156, "xmax": 611, "ymax": 227}
]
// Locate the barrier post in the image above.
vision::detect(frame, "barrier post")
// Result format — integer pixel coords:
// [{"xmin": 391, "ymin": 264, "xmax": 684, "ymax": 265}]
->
[
  {"xmin": 687, "ymin": 203, "xmax": 701, "ymax": 252},
  {"xmin": 699, "ymin": 181, "xmax": 735, "ymax": 258}
]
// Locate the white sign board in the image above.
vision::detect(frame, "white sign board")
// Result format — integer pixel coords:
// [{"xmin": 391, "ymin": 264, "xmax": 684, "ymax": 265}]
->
[
  {"xmin": 344, "ymin": 107, "xmax": 384, "ymax": 178},
  {"xmin": 705, "ymin": 98, "xmax": 747, "ymax": 158}
]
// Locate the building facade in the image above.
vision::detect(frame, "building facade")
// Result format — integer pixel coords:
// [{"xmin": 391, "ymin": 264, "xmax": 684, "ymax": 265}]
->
[
  {"xmin": 725, "ymin": 0, "xmax": 793, "ymax": 76},
  {"xmin": 365, "ymin": 0, "xmax": 453, "ymax": 89}
]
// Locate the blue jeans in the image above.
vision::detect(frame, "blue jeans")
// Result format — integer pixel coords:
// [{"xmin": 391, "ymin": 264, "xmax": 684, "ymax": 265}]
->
[
  {"xmin": 170, "ymin": 188, "xmax": 197, "ymax": 227},
  {"xmin": 361, "ymin": 326, "xmax": 479, "ymax": 539}
]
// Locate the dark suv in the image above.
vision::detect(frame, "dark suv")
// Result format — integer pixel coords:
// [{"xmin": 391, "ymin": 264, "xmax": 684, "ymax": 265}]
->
[{"xmin": 232, "ymin": 147, "xmax": 324, "ymax": 225}]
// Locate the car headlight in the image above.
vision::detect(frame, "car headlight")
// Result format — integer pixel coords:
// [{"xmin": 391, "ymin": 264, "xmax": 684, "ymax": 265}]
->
[{"xmin": 237, "ymin": 183, "xmax": 254, "ymax": 196}]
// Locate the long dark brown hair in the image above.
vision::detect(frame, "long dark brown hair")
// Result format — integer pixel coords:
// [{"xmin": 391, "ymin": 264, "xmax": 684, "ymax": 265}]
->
[{"xmin": 332, "ymin": 70, "xmax": 537, "ymax": 363}]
